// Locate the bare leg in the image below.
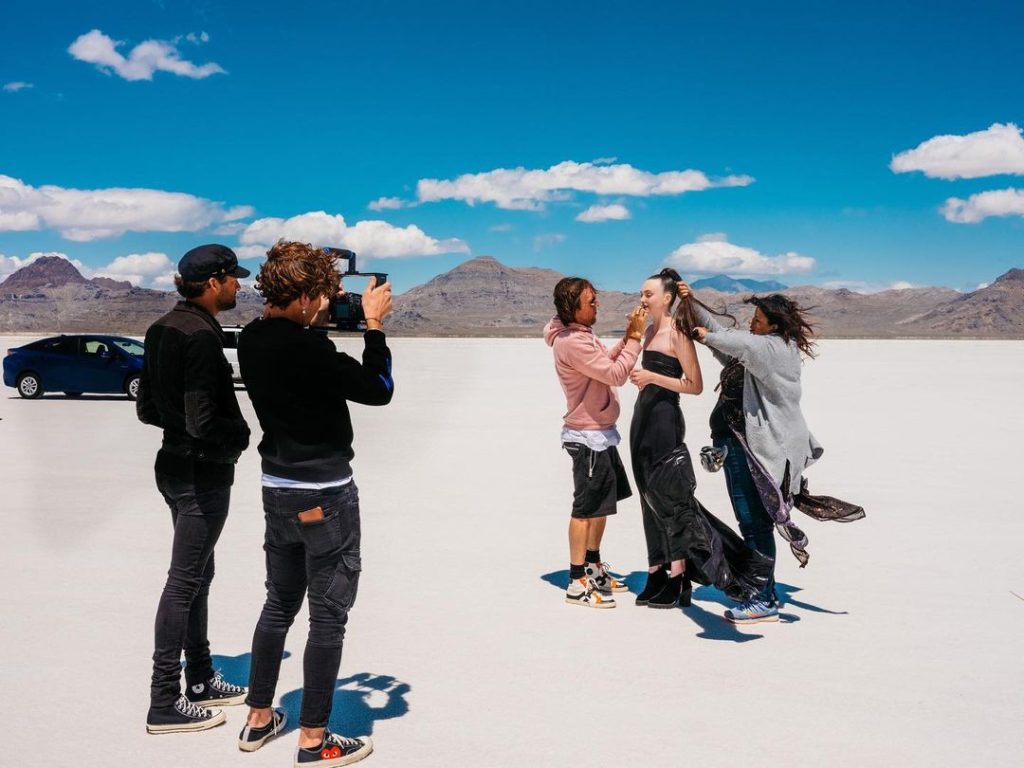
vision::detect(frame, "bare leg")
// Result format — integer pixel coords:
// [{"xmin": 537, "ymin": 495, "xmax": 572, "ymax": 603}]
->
[
  {"xmin": 569, "ymin": 517, "xmax": 589, "ymax": 566},
  {"xmin": 299, "ymin": 726, "xmax": 326, "ymax": 748},
  {"xmin": 669, "ymin": 559, "xmax": 686, "ymax": 577},
  {"xmin": 247, "ymin": 706, "xmax": 272, "ymax": 728},
  {"xmin": 585, "ymin": 516, "xmax": 606, "ymax": 553}
]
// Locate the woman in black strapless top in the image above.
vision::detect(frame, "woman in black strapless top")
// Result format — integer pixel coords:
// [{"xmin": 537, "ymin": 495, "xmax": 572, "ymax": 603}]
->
[{"xmin": 629, "ymin": 269, "xmax": 772, "ymax": 609}]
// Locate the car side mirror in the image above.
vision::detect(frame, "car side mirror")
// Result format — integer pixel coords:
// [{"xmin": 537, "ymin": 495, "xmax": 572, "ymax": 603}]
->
[{"xmin": 100, "ymin": 349, "xmax": 113, "ymax": 359}]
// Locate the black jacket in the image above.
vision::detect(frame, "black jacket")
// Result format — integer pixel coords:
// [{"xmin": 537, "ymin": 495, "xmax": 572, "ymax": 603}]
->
[
  {"xmin": 137, "ymin": 302, "xmax": 250, "ymax": 467},
  {"xmin": 238, "ymin": 318, "xmax": 393, "ymax": 482}
]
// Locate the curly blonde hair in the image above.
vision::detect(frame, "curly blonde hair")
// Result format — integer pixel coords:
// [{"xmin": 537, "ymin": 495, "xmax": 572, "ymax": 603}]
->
[{"xmin": 255, "ymin": 240, "xmax": 340, "ymax": 308}]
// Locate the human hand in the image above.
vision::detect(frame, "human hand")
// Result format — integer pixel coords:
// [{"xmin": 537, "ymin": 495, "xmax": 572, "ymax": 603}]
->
[
  {"xmin": 626, "ymin": 305, "xmax": 647, "ymax": 340},
  {"xmin": 629, "ymin": 368, "xmax": 657, "ymax": 390},
  {"xmin": 677, "ymin": 281, "xmax": 691, "ymax": 299},
  {"xmin": 361, "ymin": 277, "xmax": 393, "ymax": 327},
  {"xmin": 692, "ymin": 326, "xmax": 708, "ymax": 343}
]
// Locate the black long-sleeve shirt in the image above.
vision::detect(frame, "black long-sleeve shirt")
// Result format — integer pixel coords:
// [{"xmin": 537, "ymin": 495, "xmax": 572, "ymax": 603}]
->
[
  {"xmin": 238, "ymin": 318, "xmax": 394, "ymax": 482},
  {"xmin": 137, "ymin": 301, "xmax": 251, "ymax": 485}
]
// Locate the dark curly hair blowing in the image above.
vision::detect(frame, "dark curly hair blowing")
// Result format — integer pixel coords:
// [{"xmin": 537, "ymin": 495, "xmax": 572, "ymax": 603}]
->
[
  {"xmin": 646, "ymin": 267, "xmax": 736, "ymax": 338},
  {"xmin": 255, "ymin": 240, "xmax": 341, "ymax": 308},
  {"xmin": 746, "ymin": 294, "xmax": 817, "ymax": 358},
  {"xmin": 553, "ymin": 277, "xmax": 596, "ymax": 325}
]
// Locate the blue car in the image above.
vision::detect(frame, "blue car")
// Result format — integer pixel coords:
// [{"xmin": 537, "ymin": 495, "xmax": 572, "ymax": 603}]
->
[{"xmin": 3, "ymin": 334, "xmax": 145, "ymax": 400}]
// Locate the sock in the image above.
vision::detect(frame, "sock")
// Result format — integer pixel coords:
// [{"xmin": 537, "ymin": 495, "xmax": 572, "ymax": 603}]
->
[
  {"xmin": 585, "ymin": 549, "xmax": 601, "ymax": 564},
  {"xmin": 569, "ymin": 563, "xmax": 586, "ymax": 580}
]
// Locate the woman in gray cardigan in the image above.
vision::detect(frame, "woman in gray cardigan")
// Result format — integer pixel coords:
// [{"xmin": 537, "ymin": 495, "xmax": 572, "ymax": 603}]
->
[{"xmin": 688, "ymin": 290, "xmax": 823, "ymax": 625}]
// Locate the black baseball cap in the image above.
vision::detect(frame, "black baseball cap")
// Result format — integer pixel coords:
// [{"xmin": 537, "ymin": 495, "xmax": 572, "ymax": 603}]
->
[{"xmin": 178, "ymin": 244, "xmax": 251, "ymax": 282}]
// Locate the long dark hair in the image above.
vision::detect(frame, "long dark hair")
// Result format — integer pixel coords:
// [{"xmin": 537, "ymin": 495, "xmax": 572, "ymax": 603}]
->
[
  {"xmin": 746, "ymin": 294, "xmax": 817, "ymax": 358},
  {"xmin": 647, "ymin": 267, "xmax": 736, "ymax": 338}
]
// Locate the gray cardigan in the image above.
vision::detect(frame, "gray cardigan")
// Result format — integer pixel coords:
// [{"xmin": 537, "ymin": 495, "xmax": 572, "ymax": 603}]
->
[{"xmin": 697, "ymin": 305, "xmax": 823, "ymax": 495}]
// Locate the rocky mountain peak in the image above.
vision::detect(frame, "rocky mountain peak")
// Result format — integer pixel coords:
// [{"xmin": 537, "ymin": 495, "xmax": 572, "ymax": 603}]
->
[
  {"xmin": 993, "ymin": 268, "xmax": 1024, "ymax": 286},
  {"xmin": 0, "ymin": 255, "xmax": 91, "ymax": 293}
]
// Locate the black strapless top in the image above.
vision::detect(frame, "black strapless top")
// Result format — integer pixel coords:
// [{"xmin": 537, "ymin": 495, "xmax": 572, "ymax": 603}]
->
[{"xmin": 642, "ymin": 349, "xmax": 682, "ymax": 378}]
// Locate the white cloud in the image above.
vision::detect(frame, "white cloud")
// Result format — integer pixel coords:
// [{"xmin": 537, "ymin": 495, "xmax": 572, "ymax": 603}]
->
[
  {"xmin": 238, "ymin": 211, "xmax": 469, "ymax": 260},
  {"xmin": 488, "ymin": 223, "xmax": 514, "ymax": 233},
  {"xmin": 941, "ymin": 187, "xmax": 1024, "ymax": 223},
  {"xmin": 3, "ymin": 82, "xmax": 33, "ymax": 92},
  {"xmin": 592, "ymin": 157, "xmax": 618, "ymax": 165},
  {"xmin": 414, "ymin": 160, "xmax": 754, "ymax": 211},
  {"xmin": 533, "ymin": 233, "xmax": 566, "ymax": 251},
  {"xmin": 0, "ymin": 251, "xmax": 92, "ymax": 281},
  {"xmin": 94, "ymin": 252, "xmax": 175, "ymax": 288},
  {"xmin": 367, "ymin": 196, "xmax": 409, "ymax": 211},
  {"xmin": 576, "ymin": 203, "xmax": 630, "ymax": 223},
  {"xmin": 891, "ymin": 123, "xmax": 1024, "ymax": 179},
  {"xmin": 666, "ymin": 234, "xmax": 815, "ymax": 276},
  {"xmin": 68, "ymin": 29, "xmax": 226, "ymax": 81},
  {"xmin": 0, "ymin": 174, "xmax": 252, "ymax": 241},
  {"xmin": 976, "ymin": 282, "xmax": 990, "ymax": 291}
]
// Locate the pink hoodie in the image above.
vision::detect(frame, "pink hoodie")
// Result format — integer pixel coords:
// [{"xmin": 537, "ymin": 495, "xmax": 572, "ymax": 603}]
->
[{"xmin": 543, "ymin": 317, "xmax": 641, "ymax": 430}]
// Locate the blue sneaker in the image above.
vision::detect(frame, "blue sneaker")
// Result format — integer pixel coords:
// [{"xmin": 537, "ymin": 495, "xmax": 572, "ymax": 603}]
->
[{"xmin": 724, "ymin": 597, "xmax": 779, "ymax": 624}]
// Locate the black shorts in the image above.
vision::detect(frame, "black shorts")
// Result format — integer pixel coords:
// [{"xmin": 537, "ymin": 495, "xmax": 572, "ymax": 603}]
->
[{"xmin": 563, "ymin": 442, "xmax": 633, "ymax": 519}]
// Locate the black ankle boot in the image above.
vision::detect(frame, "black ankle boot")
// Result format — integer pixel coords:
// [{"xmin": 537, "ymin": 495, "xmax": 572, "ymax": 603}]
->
[
  {"xmin": 679, "ymin": 576, "xmax": 692, "ymax": 608},
  {"xmin": 635, "ymin": 568, "xmax": 668, "ymax": 606},
  {"xmin": 648, "ymin": 574, "xmax": 686, "ymax": 609}
]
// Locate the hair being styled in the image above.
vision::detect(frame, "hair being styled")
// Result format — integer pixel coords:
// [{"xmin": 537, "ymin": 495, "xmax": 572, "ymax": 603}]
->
[
  {"xmin": 746, "ymin": 294, "xmax": 817, "ymax": 357},
  {"xmin": 255, "ymin": 240, "xmax": 341, "ymax": 308},
  {"xmin": 646, "ymin": 267, "xmax": 736, "ymax": 338},
  {"xmin": 553, "ymin": 277, "xmax": 596, "ymax": 325},
  {"xmin": 174, "ymin": 274, "xmax": 225, "ymax": 299}
]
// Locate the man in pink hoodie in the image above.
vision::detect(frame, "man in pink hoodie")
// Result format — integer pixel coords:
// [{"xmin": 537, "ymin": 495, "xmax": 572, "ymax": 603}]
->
[{"xmin": 543, "ymin": 277, "xmax": 646, "ymax": 608}]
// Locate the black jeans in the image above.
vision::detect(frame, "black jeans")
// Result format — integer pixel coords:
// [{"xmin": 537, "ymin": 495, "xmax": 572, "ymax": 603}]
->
[
  {"xmin": 246, "ymin": 482, "xmax": 362, "ymax": 729},
  {"xmin": 151, "ymin": 472, "xmax": 230, "ymax": 709}
]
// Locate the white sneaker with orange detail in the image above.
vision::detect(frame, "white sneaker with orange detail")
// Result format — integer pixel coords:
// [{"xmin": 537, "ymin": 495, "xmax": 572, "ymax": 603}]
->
[
  {"xmin": 584, "ymin": 561, "xmax": 629, "ymax": 594},
  {"xmin": 565, "ymin": 575, "xmax": 616, "ymax": 608}
]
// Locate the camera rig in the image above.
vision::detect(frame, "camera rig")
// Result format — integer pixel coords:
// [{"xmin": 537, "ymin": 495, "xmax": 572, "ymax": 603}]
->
[{"xmin": 323, "ymin": 248, "xmax": 389, "ymax": 332}]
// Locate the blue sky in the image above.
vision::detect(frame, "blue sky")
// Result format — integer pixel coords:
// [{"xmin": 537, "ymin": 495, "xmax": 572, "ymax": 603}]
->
[{"xmin": 1, "ymin": 0, "xmax": 1022, "ymax": 293}]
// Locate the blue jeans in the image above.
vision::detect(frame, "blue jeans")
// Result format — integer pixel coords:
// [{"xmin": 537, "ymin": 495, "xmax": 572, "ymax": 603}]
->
[
  {"xmin": 151, "ymin": 473, "xmax": 230, "ymax": 709},
  {"xmin": 246, "ymin": 482, "xmax": 362, "ymax": 728},
  {"xmin": 715, "ymin": 437, "xmax": 776, "ymax": 602}
]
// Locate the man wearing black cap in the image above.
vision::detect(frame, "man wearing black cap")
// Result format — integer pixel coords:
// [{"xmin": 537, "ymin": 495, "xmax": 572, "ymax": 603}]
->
[{"xmin": 137, "ymin": 244, "xmax": 253, "ymax": 734}]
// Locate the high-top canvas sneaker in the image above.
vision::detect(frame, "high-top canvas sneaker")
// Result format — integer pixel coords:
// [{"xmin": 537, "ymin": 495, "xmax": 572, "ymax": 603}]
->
[
  {"xmin": 565, "ymin": 575, "xmax": 615, "ymax": 608},
  {"xmin": 584, "ymin": 561, "xmax": 629, "ymax": 593},
  {"xmin": 186, "ymin": 671, "xmax": 248, "ymax": 706},
  {"xmin": 146, "ymin": 694, "xmax": 226, "ymax": 734}
]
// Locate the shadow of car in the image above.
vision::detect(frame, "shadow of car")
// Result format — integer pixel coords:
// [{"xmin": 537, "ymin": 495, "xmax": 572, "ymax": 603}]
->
[{"xmin": 3, "ymin": 334, "xmax": 145, "ymax": 400}]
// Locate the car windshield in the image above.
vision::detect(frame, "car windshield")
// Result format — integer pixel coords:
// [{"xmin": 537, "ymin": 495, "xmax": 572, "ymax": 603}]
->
[{"xmin": 111, "ymin": 338, "xmax": 145, "ymax": 356}]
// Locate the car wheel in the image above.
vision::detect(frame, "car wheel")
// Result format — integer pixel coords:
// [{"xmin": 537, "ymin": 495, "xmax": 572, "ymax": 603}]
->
[
  {"xmin": 125, "ymin": 374, "xmax": 141, "ymax": 401},
  {"xmin": 16, "ymin": 372, "xmax": 43, "ymax": 399},
  {"xmin": 64, "ymin": 392, "xmax": 83, "ymax": 398}
]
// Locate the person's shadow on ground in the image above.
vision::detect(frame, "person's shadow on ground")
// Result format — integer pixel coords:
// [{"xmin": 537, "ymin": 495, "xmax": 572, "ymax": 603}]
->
[
  {"xmin": 279, "ymin": 673, "xmax": 411, "ymax": 736},
  {"xmin": 210, "ymin": 651, "xmax": 291, "ymax": 686},
  {"xmin": 540, "ymin": 567, "xmax": 857, "ymax": 640}
]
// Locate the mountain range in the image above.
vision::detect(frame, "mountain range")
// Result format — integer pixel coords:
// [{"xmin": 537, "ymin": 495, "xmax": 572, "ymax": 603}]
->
[
  {"xmin": 1, "ymin": 255, "xmax": 1022, "ymax": 338},
  {"xmin": 690, "ymin": 275, "xmax": 788, "ymax": 292}
]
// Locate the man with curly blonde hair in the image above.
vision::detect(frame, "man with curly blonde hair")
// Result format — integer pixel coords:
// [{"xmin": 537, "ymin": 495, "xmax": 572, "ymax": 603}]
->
[{"xmin": 236, "ymin": 240, "xmax": 394, "ymax": 767}]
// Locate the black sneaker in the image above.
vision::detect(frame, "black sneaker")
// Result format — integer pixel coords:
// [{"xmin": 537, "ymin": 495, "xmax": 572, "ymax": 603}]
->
[
  {"xmin": 239, "ymin": 708, "xmax": 288, "ymax": 752},
  {"xmin": 146, "ymin": 694, "xmax": 226, "ymax": 734},
  {"xmin": 295, "ymin": 731, "xmax": 373, "ymax": 767},
  {"xmin": 186, "ymin": 671, "xmax": 248, "ymax": 706}
]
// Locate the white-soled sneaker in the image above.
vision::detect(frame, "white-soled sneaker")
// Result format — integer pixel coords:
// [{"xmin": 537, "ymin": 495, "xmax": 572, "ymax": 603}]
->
[
  {"xmin": 584, "ymin": 561, "xmax": 629, "ymax": 593},
  {"xmin": 295, "ymin": 731, "xmax": 373, "ymax": 767},
  {"xmin": 186, "ymin": 671, "xmax": 247, "ymax": 706},
  {"xmin": 146, "ymin": 694, "xmax": 226, "ymax": 734},
  {"xmin": 565, "ymin": 576, "xmax": 616, "ymax": 609},
  {"xmin": 239, "ymin": 708, "xmax": 288, "ymax": 752}
]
